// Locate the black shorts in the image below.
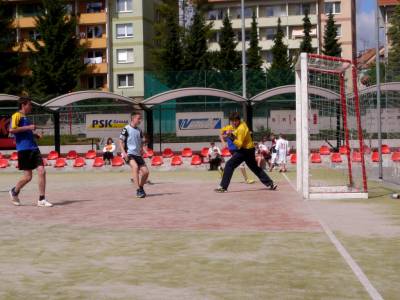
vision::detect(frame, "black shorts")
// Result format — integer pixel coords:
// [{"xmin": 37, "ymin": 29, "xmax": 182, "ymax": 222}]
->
[
  {"xmin": 127, "ymin": 154, "xmax": 146, "ymax": 167},
  {"xmin": 18, "ymin": 149, "xmax": 44, "ymax": 170}
]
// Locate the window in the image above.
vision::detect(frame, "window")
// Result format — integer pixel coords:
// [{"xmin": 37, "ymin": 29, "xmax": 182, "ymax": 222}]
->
[
  {"xmin": 117, "ymin": 0, "xmax": 132, "ymax": 12},
  {"xmin": 116, "ymin": 24, "xmax": 133, "ymax": 38},
  {"xmin": 19, "ymin": 4, "xmax": 42, "ymax": 17},
  {"xmin": 288, "ymin": 3, "xmax": 316, "ymax": 15},
  {"xmin": 230, "ymin": 7, "xmax": 254, "ymax": 19},
  {"xmin": 236, "ymin": 30, "xmax": 251, "ymax": 42},
  {"xmin": 29, "ymin": 30, "xmax": 41, "ymax": 41},
  {"xmin": 325, "ymin": 2, "xmax": 341, "ymax": 14},
  {"xmin": 265, "ymin": 27, "xmax": 277, "ymax": 40},
  {"xmin": 117, "ymin": 49, "xmax": 134, "ymax": 63},
  {"xmin": 86, "ymin": 2, "xmax": 103, "ymax": 13},
  {"xmin": 118, "ymin": 74, "xmax": 134, "ymax": 87},
  {"xmin": 302, "ymin": 3, "xmax": 316, "ymax": 15},
  {"xmin": 263, "ymin": 5, "xmax": 286, "ymax": 17},
  {"xmin": 207, "ymin": 8, "xmax": 226, "ymax": 20},
  {"xmin": 262, "ymin": 51, "xmax": 273, "ymax": 64},
  {"xmin": 64, "ymin": 4, "xmax": 74, "ymax": 14},
  {"xmin": 85, "ymin": 50, "xmax": 103, "ymax": 64},
  {"xmin": 336, "ymin": 25, "xmax": 342, "ymax": 37},
  {"xmin": 88, "ymin": 76, "xmax": 104, "ymax": 89},
  {"xmin": 209, "ymin": 31, "xmax": 218, "ymax": 43},
  {"xmin": 87, "ymin": 25, "xmax": 103, "ymax": 38}
]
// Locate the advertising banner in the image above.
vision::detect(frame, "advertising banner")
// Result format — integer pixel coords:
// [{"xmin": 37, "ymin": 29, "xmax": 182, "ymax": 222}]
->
[
  {"xmin": 176, "ymin": 112, "xmax": 223, "ymax": 136},
  {"xmin": 86, "ymin": 114, "xmax": 131, "ymax": 138}
]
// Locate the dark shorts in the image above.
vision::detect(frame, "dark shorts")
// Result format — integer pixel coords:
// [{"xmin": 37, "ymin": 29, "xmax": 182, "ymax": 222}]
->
[
  {"xmin": 18, "ymin": 149, "xmax": 44, "ymax": 170},
  {"xmin": 127, "ymin": 154, "xmax": 146, "ymax": 167}
]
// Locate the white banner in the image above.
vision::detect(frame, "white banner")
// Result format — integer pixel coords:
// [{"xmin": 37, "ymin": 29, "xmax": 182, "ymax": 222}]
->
[
  {"xmin": 86, "ymin": 114, "xmax": 131, "ymax": 138},
  {"xmin": 267, "ymin": 110, "xmax": 319, "ymax": 134},
  {"xmin": 176, "ymin": 112, "xmax": 223, "ymax": 136}
]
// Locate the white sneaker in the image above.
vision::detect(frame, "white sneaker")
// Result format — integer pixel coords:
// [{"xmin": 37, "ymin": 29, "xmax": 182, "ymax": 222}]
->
[
  {"xmin": 37, "ymin": 199, "xmax": 53, "ymax": 207},
  {"xmin": 9, "ymin": 189, "xmax": 21, "ymax": 206}
]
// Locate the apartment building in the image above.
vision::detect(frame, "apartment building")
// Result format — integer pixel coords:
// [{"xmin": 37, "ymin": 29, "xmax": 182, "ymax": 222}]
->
[
  {"xmin": 379, "ymin": 0, "xmax": 399, "ymax": 56},
  {"xmin": 206, "ymin": 0, "xmax": 357, "ymax": 65},
  {"xmin": 5, "ymin": 0, "xmax": 160, "ymax": 100}
]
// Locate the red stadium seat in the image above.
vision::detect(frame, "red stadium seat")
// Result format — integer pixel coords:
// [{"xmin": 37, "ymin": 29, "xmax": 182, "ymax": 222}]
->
[
  {"xmin": 47, "ymin": 150, "xmax": 59, "ymax": 160},
  {"xmin": 162, "ymin": 148, "xmax": 173, "ymax": 158},
  {"xmin": 290, "ymin": 153, "xmax": 297, "ymax": 164},
  {"xmin": 331, "ymin": 153, "xmax": 342, "ymax": 163},
  {"xmin": 10, "ymin": 152, "xmax": 18, "ymax": 161},
  {"xmin": 0, "ymin": 158, "xmax": 9, "ymax": 168},
  {"xmin": 191, "ymin": 155, "xmax": 202, "ymax": 165},
  {"xmin": 351, "ymin": 151, "xmax": 362, "ymax": 162},
  {"xmin": 392, "ymin": 152, "xmax": 400, "ymax": 162},
  {"xmin": 171, "ymin": 155, "xmax": 183, "ymax": 166},
  {"xmin": 319, "ymin": 145, "xmax": 330, "ymax": 155},
  {"xmin": 371, "ymin": 151, "xmax": 380, "ymax": 162},
  {"xmin": 381, "ymin": 144, "xmax": 391, "ymax": 154},
  {"xmin": 143, "ymin": 148, "xmax": 154, "ymax": 158},
  {"xmin": 200, "ymin": 147, "xmax": 209, "ymax": 157},
  {"xmin": 73, "ymin": 157, "xmax": 86, "ymax": 167},
  {"xmin": 93, "ymin": 157, "xmax": 104, "ymax": 167},
  {"xmin": 66, "ymin": 150, "xmax": 78, "ymax": 160},
  {"xmin": 181, "ymin": 147, "xmax": 193, "ymax": 157},
  {"xmin": 85, "ymin": 150, "xmax": 97, "ymax": 159},
  {"xmin": 311, "ymin": 153, "xmax": 322, "ymax": 163},
  {"xmin": 111, "ymin": 156, "xmax": 124, "ymax": 167},
  {"xmin": 339, "ymin": 146, "xmax": 349, "ymax": 155},
  {"xmin": 221, "ymin": 147, "xmax": 231, "ymax": 157},
  {"xmin": 151, "ymin": 156, "xmax": 163, "ymax": 166},
  {"xmin": 54, "ymin": 158, "xmax": 66, "ymax": 168}
]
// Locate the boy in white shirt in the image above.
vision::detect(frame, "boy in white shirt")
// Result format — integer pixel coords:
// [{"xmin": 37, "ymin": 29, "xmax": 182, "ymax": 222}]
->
[{"xmin": 275, "ymin": 134, "xmax": 289, "ymax": 172}]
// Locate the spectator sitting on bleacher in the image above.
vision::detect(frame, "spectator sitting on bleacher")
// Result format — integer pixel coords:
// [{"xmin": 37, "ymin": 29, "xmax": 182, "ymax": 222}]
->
[
  {"xmin": 102, "ymin": 137, "xmax": 115, "ymax": 165},
  {"xmin": 208, "ymin": 142, "xmax": 222, "ymax": 171}
]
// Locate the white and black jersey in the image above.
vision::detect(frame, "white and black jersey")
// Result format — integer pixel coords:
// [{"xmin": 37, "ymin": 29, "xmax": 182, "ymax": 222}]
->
[{"xmin": 119, "ymin": 125, "xmax": 143, "ymax": 156}]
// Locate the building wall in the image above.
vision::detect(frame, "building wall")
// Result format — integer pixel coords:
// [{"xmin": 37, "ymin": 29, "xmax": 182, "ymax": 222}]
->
[{"xmin": 207, "ymin": 0, "xmax": 356, "ymax": 63}]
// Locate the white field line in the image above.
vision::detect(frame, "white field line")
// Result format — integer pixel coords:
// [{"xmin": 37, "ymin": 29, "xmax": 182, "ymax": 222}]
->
[{"xmin": 281, "ymin": 173, "xmax": 384, "ymax": 300}]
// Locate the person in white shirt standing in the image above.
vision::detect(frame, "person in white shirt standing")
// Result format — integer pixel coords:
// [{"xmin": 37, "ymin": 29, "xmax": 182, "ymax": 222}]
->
[{"xmin": 275, "ymin": 134, "xmax": 289, "ymax": 173}]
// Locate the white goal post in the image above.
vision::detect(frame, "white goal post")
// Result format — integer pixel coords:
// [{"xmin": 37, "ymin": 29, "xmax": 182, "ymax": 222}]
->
[{"xmin": 295, "ymin": 53, "xmax": 368, "ymax": 200}]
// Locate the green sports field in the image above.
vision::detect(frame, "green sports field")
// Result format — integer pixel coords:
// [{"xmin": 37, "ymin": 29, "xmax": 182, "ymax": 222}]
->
[{"xmin": 0, "ymin": 169, "xmax": 399, "ymax": 299}]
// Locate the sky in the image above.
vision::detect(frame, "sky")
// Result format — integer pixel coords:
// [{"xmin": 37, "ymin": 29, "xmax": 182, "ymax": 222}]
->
[{"xmin": 356, "ymin": 0, "xmax": 380, "ymax": 52}]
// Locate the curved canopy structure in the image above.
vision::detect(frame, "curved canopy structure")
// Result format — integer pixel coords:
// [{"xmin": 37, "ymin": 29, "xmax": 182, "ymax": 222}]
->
[
  {"xmin": 359, "ymin": 82, "xmax": 400, "ymax": 95},
  {"xmin": 42, "ymin": 90, "xmax": 140, "ymax": 110},
  {"xmin": 142, "ymin": 87, "xmax": 246, "ymax": 107},
  {"xmin": 250, "ymin": 85, "xmax": 339, "ymax": 103},
  {"xmin": 0, "ymin": 94, "xmax": 41, "ymax": 106}
]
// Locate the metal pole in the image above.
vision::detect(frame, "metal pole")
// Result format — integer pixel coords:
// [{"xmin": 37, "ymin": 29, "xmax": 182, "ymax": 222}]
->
[
  {"xmin": 375, "ymin": 0, "xmax": 383, "ymax": 179},
  {"xmin": 241, "ymin": 0, "xmax": 246, "ymax": 100}
]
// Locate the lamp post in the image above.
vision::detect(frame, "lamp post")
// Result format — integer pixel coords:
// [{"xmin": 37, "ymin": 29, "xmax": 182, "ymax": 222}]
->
[
  {"xmin": 241, "ymin": 0, "xmax": 246, "ymax": 99},
  {"xmin": 375, "ymin": 0, "xmax": 382, "ymax": 179}
]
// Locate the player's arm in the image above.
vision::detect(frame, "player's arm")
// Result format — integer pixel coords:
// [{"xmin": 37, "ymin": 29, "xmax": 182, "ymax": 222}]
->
[
  {"xmin": 9, "ymin": 114, "xmax": 35, "ymax": 134},
  {"xmin": 119, "ymin": 128, "xmax": 128, "ymax": 158}
]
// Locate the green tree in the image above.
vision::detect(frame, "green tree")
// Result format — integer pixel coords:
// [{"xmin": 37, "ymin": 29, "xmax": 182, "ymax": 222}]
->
[
  {"xmin": 27, "ymin": 0, "xmax": 86, "ymax": 102},
  {"xmin": 266, "ymin": 18, "xmax": 293, "ymax": 88},
  {"xmin": 299, "ymin": 11, "xmax": 313, "ymax": 54},
  {"xmin": 183, "ymin": 9, "xmax": 213, "ymax": 86},
  {"xmin": 215, "ymin": 13, "xmax": 241, "ymax": 91},
  {"xmin": 0, "ymin": 1, "xmax": 21, "ymax": 94},
  {"xmin": 387, "ymin": 4, "xmax": 400, "ymax": 81},
  {"xmin": 152, "ymin": 2, "xmax": 183, "ymax": 88},
  {"xmin": 322, "ymin": 12, "xmax": 341, "ymax": 57},
  {"xmin": 246, "ymin": 11, "xmax": 266, "ymax": 97}
]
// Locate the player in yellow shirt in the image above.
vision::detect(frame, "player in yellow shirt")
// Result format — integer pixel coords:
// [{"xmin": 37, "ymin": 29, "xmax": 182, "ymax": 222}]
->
[{"xmin": 215, "ymin": 112, "xmax": 277, "ymax": 192}]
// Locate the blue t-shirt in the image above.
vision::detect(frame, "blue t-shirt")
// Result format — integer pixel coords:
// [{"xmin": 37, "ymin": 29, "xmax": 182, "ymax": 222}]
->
[{"xmin": 11, "ymin": 112, "xmax": 38, "ymax": 151}]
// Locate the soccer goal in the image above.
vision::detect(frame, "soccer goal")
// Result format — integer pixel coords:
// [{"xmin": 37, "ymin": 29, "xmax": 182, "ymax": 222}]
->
[{"xmin": 295, "ymin": 53, "xmax": 368, "ymax": 200}]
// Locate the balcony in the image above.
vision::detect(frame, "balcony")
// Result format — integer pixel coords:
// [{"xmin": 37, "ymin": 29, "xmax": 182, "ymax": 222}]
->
[
  {"xmin": 85, "ymin": 62, "xmax": 108, "ymax": 74},
  {"xmin": 12, "ymin": 17, "xmax": 36, "ymax": 28},
  {"xmin": 78, "ymin": 12, "xmax": 106, "ymax": 25},
  {"xmin": 12, "ymin": 41, "xmax": 43, "ymax": 52},
  {"xmin": 80, "ymin": 37, "xmax": 107, "ymax": 48}
]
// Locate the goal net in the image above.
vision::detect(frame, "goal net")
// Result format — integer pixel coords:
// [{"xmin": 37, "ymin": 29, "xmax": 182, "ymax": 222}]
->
[{"xmin": 295, "ymin": 53, "xmax": 368, "ymax": 200}]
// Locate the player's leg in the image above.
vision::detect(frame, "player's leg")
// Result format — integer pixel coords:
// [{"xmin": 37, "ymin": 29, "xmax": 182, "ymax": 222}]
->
[
  {"xmin": 37, "ymin": 165, "xmax": 52, "ymax": 207},
  {"xmin": 129, "ymin": 158, "xmax": 140, "ymax": 189},
  {"xmin": 244, "ymin": 149, "xmax": 277, "ymax": 190},
  {"xmin": 9, "ymin": 170, "xmax": 32, "ymax": 206},
  {"xmin": 217, "ymin": 151, "xmax": 245, "ymax": 191},
  {"xmin": 240, "ymin": 163, "xmax": 255, "ymax": 184},
  {"xmin": 139, "ymin": 165, "xmax": 149, "ymax": 189}
]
